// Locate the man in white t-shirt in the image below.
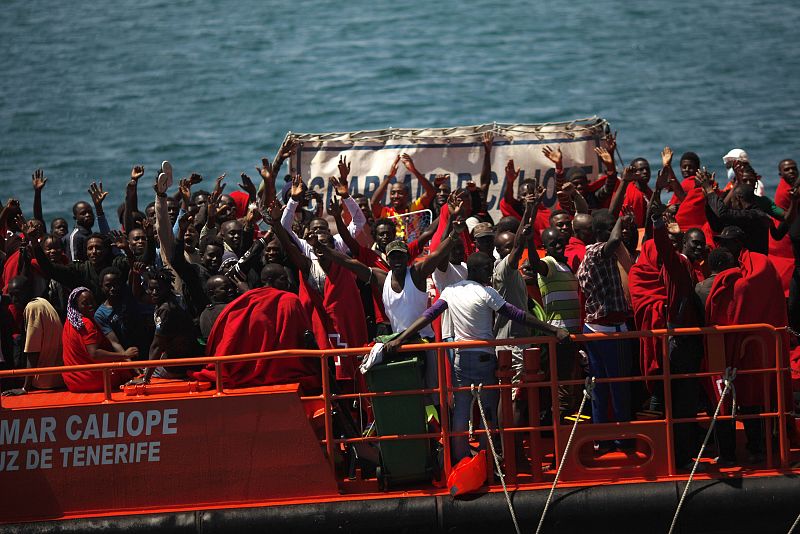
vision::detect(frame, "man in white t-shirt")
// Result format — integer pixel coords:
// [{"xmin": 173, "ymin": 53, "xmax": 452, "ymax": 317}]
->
[{"xmin": 385, "ymin": 252, "xmax": 568, "ymax": 463}]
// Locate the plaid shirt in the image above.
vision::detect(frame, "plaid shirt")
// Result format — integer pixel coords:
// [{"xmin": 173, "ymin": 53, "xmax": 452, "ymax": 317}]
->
[{"xmin": 576, "ymin": 242, "xmax": 631, "ymax": 323}]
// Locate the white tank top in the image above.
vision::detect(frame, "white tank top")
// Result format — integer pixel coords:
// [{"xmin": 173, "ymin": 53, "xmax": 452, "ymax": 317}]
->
[{"xmin": 382, "ymin": 268, "xmax": 434, "ymax": 338}]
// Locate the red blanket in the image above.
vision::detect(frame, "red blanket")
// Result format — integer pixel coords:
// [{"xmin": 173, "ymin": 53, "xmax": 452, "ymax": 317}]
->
[
  {"xmin": 705, "ymin": 250, "xmax": 787, "ymax": 408},
  {"xmin": 298, "ymin": 261, "xmax": 368, "ymax": 384},
  {"xmin": 629, "ymin": 240, "xmax": 666, "ymax": 387},
  {"xmin": 621, "ymin": 184, "xmax": 647, "ymax": 228},
  {"xmin": 498, "ymin": 198, "xmax": 550, "ymax": 248},
  {"xmin": 189, "ymin": 287, "xmax": 321, "ymax": 391},
  {"xmin": 768, "ymin": 179, "xmax": 794, "ymax": 296},
  {"xmin": 671, "ymin": 178, "xmax": 715, "ymax": 244},
  {"xmin": 564, "ymin": 236, "xmax": 586, "ymax": 273},
  {"xmin": 1, "ymin": 250, "xmax": 45, "ymax": 292}
]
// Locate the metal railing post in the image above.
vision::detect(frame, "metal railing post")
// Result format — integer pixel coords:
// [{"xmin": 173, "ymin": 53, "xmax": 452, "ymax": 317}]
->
[
  {"xmin": 547, "ymin": 339, "xmax": 561, "ymax": 465},
  {"xmin": 102, "ymin": 369, "xmax": 112, "ymax": 403},
  {"xmin": 321, "ymin": 356, "xmax": 336, "ymax": 475},
  {"xmin": 437, "ymin": 347, "xmax": 452, "ymax": 480},
  {"xmin": 496, "ymin": 349, "xmax": 516, "ymax": 484},
  {"xmin": 661, "ymin": 334, "xmax": 676, "ymax": 475},
  {"xmin": 774, "ymin": 331, "xmax": 789, "ymax": 469},
  {"xmin": 523, "ymin": 347, "xmax": 543, "ymax": 481}
]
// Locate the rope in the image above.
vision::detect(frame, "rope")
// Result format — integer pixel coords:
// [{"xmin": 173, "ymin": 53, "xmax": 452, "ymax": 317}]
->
[
  {"xmin": 788, "ymin": 511, "xmax": 800, "ymax": 534},
  {"xmin": 534, "ymin": 376, "xmax": 595, "ymax": 534},
  {"xmin": 668, "ymin": 367, "xmax": 737, "ymax": 534},
  {"xmin": 471, "ymin": 384, "xmax": 521, "ymax": 534}
]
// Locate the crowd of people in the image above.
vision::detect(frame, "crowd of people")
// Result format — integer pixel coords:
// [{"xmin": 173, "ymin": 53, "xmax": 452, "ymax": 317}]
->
[{"xmin": 1, "ymin": 132, "xmax": 799, "ymax": 471}]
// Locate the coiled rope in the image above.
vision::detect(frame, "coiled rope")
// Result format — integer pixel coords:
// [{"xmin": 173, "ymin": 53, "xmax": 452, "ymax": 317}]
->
[
  {"xmin": 534, "ymin": 376, "xmax": 596, "ymax": 534},
  {"xmin": 668, "ymin": 367, "xmax": 737, "ymax": 534}
]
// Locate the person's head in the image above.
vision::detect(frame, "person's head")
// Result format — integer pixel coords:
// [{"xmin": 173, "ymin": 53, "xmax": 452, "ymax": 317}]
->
[
  {"xmin": 42, "ymin": 234, "xmax": 64, "ymax": 263},
  {"xmin": 450, "ymin": 238, "xmax": 466, "ymax": 265},
  {"xmin": 385, "ymin": 240, "xmax": 410, "ymax": 272},
  {"xmin": 264, "ymin": 238, "xmax": 283, "ymax": 264},
  {"xmin": 86, "ymin": 233, "xmax": 110, "ymax": 266},
  {"xmin": 352, "ymin": 194, "xmax": 375, "ymax": 227},
  {"xmin": 682, "ymin": 228, "xmax": 707, "ymax": 263},
  {"xmin": 520, "ymin": 259, "xmax": 537, "ymax": 286},
  {"xmin": 73, "ymin": 288, "xmax": 96, "ymax": 318},
  {"xmin": 590, "ymin": 209, "xmax": 614, "ymax": 243},
  {"xmin": 434, "ymin": 181, "xmax": 451, "ymax": 208},
  {"xmin": 679, "ymin": 152, "xmax": 701, "ymax": 179},
  {"xmin": 144, "ymin": 266, "xmax": 176, "ymax": 306},
  {"xmin": 165, "ymin": 198, "xmax": 179, "ymax": 225},
  {"xmin": 201, "ymin": 239, "xmax": 225, "ymax": 273},
  {"xmin": 471, "ymin": 188, "xmax": 488, "ymax": 213},
  {"xmin": 519, "ymin": 178, "xmax": 538, "ymax": 197},
  {"xmin": 566, "ymin": 168, "xmax": 589, "ymax": 197},
  {"xmin": 739, "ymin": 166, "xmax": 759, "ymax": 190},
  {"xmin": 389, "ymin": 182, "xmax": 410, "ymax": 210},
  {"xmin": 707, "ymin": 247, "xmax": 738, "ymax": 275},
  {"xmin": 778, "ymin": 159, "xmax": 798, "ymax": 187},
  {"xmin": 732, "ymin": 183, "xmax": 756, "ymax": 209},
  {"xmin": 144, "ymin": 203, "xmax": 156, "ymax": 225},
  {"xmin": 466, "ymin": 252, "xmax": 494, "ymax": 285},
  {"xmin": 216, "ymin": 194, "xmax": 237, "ymax": 223},
  {"xmin": 128, "ymin": 228, "xmax": 147, "ymax": 256},
  {"xmin": 572, "ymin": 213, "xmax": 594, "ymax": 244},
  {"xmin": 72, "ymin": 201, "xmax": 95, "ymax": 230},
  {"xmin": 191, "ymin": 190, "xmax": 210, "ymax": 211},
  {"xmin": 50, "ymin": 217, "xmax": 68, "ymax": 238},
  {"xmin": 713, "ymin": 226, "xmax": 746, "ymax": 258},
  {"xmin": 99, "ymin": 267, "xmax": 123, "ymax": 302},
  {"xmin": 260, "ymin": 263, "xmax": 290, "ymax": 291},
  {"xmin": 542, "ymin": 227, "xmax": 567, "ymax": 262},
  {"xmin": 7, "ymin": 276, "xmax": 33, "ymax": 308},
  {"xmin": 495, "ymin": 216, "xmax": 520, "ymax": 235},
  {"xmin": 494, "ymin": 231, "xmax": 515, "ymax": 260},
  {"xmin": 621, "ymin": 217, "xmax": 639, "ymax": 254},
  {"xmin": 472, "ymin": 222, "xmax": 496, "ymax": 254},
  {"xmin": 205, "ymin": 274, "xmax": 237, "ymax": 304},
  {"xmin": 374, "ymin": 218, "xmax": 398, "ymax": 251},
  {"xmin": 219, "ymin": 220, "xmax": 243, "ymax": 251},
  {"xmin": 308, "ymin": 217, "xmax": 331, "ymax": 237},
  {"xmin": 549, "ymin": 209, "xmax": 573, "ymax": 239},
  {"xmin": 630, "ymin": 157, "xmax": 651, "ymax": 183}
]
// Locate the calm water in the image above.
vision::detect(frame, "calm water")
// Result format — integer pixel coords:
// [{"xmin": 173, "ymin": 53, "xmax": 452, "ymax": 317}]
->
[{"xmin": 1, "ymin": 0, "xmax": 799, "ymax": 223}]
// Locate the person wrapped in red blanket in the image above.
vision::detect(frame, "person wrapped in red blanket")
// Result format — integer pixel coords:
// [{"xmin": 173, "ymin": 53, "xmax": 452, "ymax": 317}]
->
[
  {"xmin": 705, "ymin": 243, "xmax": 787, "ymax": 462},
  {"xmin": 768, "ymin": 159, "xmax": 799, "ymax": 295},
  {"xmin": 629, "ymin": 239, "xmax": 665, "ymax": 398},
  {"xmin": 189, "ymin": 284, "xmax": 321, "ymax": 392}
]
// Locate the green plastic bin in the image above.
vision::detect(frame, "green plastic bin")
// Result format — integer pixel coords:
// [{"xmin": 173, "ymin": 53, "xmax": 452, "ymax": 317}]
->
[{"xmin": 366, "ymin": 354, "xmax": 434, "ymax": 488}]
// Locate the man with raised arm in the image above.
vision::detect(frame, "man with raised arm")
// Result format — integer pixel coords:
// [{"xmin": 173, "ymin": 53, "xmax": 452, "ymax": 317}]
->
[
  {"xmin": 383, "ymin": 251, "xmax": 568, "ymax": 462},
  {"xmin": 576, "ymin": 207, "xmax": 634, "ymax": 447},
  {"xmin": 371, "ymin": 153, "xmax": 438, "ymax": 223},
  {"xmin": 280, "ymin": 156, "xmax": 366, "ymax": 257},
  {"xmin": 65, "ymin": 181, "xmax": 112, "ymax": 262}
]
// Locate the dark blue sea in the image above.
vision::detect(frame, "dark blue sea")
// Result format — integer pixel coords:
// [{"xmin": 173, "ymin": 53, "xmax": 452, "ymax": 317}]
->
[{"xmin": 2, "ymin": 0, "xmax": 799, "ymax": 222}]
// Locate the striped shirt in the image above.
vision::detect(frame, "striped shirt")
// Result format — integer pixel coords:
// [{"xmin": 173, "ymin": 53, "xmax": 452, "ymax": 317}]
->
[{"xmin": 538, "ymin": 255, "xmax": 581, "ymax": 333}]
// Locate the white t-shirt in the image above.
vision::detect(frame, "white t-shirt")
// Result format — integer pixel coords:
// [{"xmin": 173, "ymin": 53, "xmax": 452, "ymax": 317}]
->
[
  {"xmin": 439, "ymin": 280, "xmax": 506, "ymax": 342},
  {"xmin": 431, "ymin": 262, "xmax": 467, "ymax": 338}
]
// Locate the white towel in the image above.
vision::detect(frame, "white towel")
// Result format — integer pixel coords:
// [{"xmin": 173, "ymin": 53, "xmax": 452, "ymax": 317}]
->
[{"xmin": 360, "ymin": 343, "xmax": 384, "ymax": 374}]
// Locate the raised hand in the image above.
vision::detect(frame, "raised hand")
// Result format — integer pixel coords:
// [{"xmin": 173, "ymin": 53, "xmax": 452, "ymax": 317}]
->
[
  {"xmin": 257, "ymin": 157, "xmax": 274, "ymax": 183},
  {"xmin": 131, "ymin": 165, "xmax": 145, "ymax": 182},
  {"xmin": 433, "ymin": 173, "xmax": 449, "ymax": 187},
  {"xmin": 732, "ymin": 160, "xmax": 746, "ymax": 182},
  {"xmin": 534, "ymin": 185, "xmax": 546, "ymax": 206},
  {"xmin": 388, "ymin": 154, "xmax": 401, "ymax": 177},
  {"xmin": 290, "ymin": 174, "xmax": 305, "ymax": 201},
  {"xmin": 655, "ymin": 168, "xmax": 670, "ymax": 191},
  {"xmin": 505, "ymin": 159, "xmax": 520, "ymax": 183},
  {"xmin": 178, "ymin": 178, "xmax": 192, "ymax": 205},
  {"xmin": 447, "ymin": 191, "xmax": 465, "ymax": 219},
  {"xmin": 621, "ymin": 165, "xmax": 636, "ymax": 183},
  {"xmin": 330, "ymin": 173, "xmax": 349, "ymax": 198},
  {"xmin": 188, "ymin": 172, "xmax": 203, "ymax": 186},
  {"xmin": 400, "ymin": 153, "xmax": 419, "ymax": 174},
  {"xmin": 177, "ymin": 212, "xmax": 193, "ymax": 235},
  {"xmin": 482, "ymin": 131, "xmax": 494, "ymax": 151},
  {"xmin": 543, "ymin": 145, "xmax": 563, "ymax": 169},
  {"xmin": 696, "ymin": 167, "xmax": 716, "ymax": 193},
  {"xmin": 661, "ymin": 146, "xmax": 673, "ymax": 168},
  {"xmin": 109, "ymin": 230, "xmax": 130, "ymax": 253},
  {"xmin": 451, "ymin": 217, "xmax": 467, "ymax": 235},
  {"xmin": 267, "ymin": 199, "xmax": 284, "ymax": 224},
  {"xmin": 327, "ymin": 192, "xmax": 342, "ymax": 218},
  {"xmin": 213, "ymin": 173, "xmax": 226, "ymax": 196},
  {"xmin": 594, "ymin": 146, "xmax": 615, "ymax": 172},
  {"xmin": 88, "ymin": 181, "xmax": 108, "ymax": 207},
  {"xmin": 239, "ymin": 173, "xmax": 257, "ymax": 198},
  {"xmin": 31, "ymin": 169, "xmax": 47, "ymax": 191},
  {"xmin": 337, "ymin": 155, "xmax": 351, "ymax": 183},
  {"xmin": 245, "ymin": 206, "xmax": 262, "ymax": 227}
]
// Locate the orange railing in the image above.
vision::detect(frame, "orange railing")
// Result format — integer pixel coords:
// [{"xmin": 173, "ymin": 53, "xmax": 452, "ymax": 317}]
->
[{"xmin": 0, "ymin": 323, "xmax": 793, "ymax": 488}]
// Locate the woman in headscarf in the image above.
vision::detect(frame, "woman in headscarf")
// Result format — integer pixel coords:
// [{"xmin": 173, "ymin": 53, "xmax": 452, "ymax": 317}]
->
[{"xmin": 61, "ymin": 286, "xmax": 137, "ymax": 392}]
